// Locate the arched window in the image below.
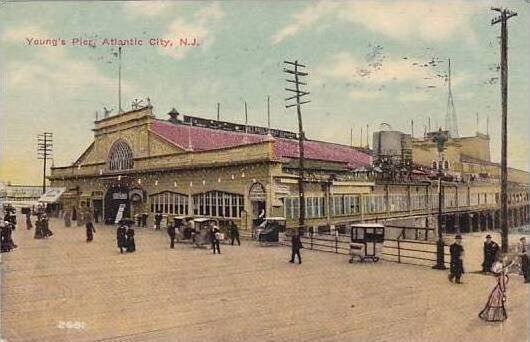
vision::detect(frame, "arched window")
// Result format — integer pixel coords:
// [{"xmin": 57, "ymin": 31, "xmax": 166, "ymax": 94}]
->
[
  {"xmin": 108, "ymin": 140, "xmax": 133, "ymax": 171},
  {"xmin": 432, "ymin": 161, "xmax": 438, "ymax": 169},
  {"xmin": 444, "ymin": 160, "xmax": 450, "ymax": 170}
]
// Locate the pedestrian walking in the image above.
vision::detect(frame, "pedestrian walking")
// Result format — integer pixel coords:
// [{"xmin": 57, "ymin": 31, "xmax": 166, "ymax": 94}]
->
[
  {"xmin": 116, "ymin": 223, "xmax": 127, "ymax": 254},
  {"xmin": 167, "ymin": 218, "xmax": 176, "ymax": 249},
  {"xmin": 126, "ymin": 226, "xmax": 136, "ymax": 252},
  {"xmin": 154, "ymin": 212, "xmax": 163, "ymax": 230},
  {"xmin": 1, "ymin": 221, "xmax": 17, "ymax": 252},
  {"xmin": 34, "ymin": 215, "xmax": 44, "ymax": 239},
  {"xmin": 482, "ymin": 234, "xmax": 499, "ymax": 273},
  {"xmin": 228, "ymin": 220, "xmax": 240, "ymax": 246},
  {"xmin": 64, "ymin": 210, "xmax": 71, "ymax": 227},
  {"xmin": 94, "ymin": 208, "xmax": 100, "ymax": 224},
  {"xmin": 289, "ymin": 230, "xmax": 303, "ymax": 264},
  {"xmin": 141, "ymin": 212, "xmax": 148, "ymax": 228},
  {"xmin": 41, "ymin": 214, "xmax": 53, "ymax": 238},
  {"xmin": 518, "ymin": 237, "xmax": 529, "ymax": 283},
  {"xmin": 211, "ymin": 223, "xmax": 221, "ymax": 254},
  {"xmin": 479, "ymin": 258, "xmax": 516, "ymax": 322},
  {"xmin": 25, "ymin": 211, "xmax": 32, "ymax": 230},
  {"xmin": 448, "ymin": 235, "xmax": 465, "ymax": 284},
  {"xmin": 4, "ymin": 206, "xmax": 16, "ymax": 230},
  {"xmin": 85, "ymin": 211, "xmax": 96, "ymax": 242}
]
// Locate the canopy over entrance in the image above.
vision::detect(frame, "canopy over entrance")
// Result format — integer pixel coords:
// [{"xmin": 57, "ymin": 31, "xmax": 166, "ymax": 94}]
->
[{"xmin": 38, "ymin": 188, "xmax": 66, "ymax": 203}]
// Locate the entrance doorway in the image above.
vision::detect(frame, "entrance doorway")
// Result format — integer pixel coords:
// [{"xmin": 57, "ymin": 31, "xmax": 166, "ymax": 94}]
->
[
  {"xmin": 249, "ymin": 182, "xmax": 267, "ymax": 229},
  {"xmin": 104, "ymin": 186, "xmax": 130, "ymax": 224},
  {"xmin": 92, "ymin": 199, "xmax": 103, "ymax": 224}
]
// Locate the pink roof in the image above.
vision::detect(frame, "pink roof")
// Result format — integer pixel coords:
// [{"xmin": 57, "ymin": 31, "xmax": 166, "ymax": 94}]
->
[{"xmin": 150, "ymin": 120, "xmax": 371, "ymax": 168}]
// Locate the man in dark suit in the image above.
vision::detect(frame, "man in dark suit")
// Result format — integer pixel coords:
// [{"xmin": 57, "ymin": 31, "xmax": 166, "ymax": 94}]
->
[
  {"xmin": 482, "ymin": 234, "xmax": 499, "ymax": 273},
  {"xmin": 289, "ymin": 231, "xmax": 303, "ymax": 264},
  {"xmin": 448, "ymin": 235, "xmax": 464, "ymax": 284},
  {"xmin": 167, "ymin": 219, "xmax": 176, "ymax": 249},
  {"xmin": 116, "ymin": 223, "xmax": 127, "ymax": 254},
  {"xmin": 154, "ymin": 212, "xmax": 163, "ymax": 230}
]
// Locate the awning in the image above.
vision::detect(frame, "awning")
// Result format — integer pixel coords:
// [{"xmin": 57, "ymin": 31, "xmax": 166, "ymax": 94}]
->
[{"xmin": 38, "ymin": 187, "xmax": 66, "ymax": 203}]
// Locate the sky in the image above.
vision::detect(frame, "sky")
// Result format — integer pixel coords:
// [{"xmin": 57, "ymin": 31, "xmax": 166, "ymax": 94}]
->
[{"xmin": 1, "ymin": 0, "xmax": 529, "ymax": 185}]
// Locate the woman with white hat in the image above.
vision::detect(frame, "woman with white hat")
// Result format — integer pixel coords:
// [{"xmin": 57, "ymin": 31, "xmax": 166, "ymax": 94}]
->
[{"xmin": 479, "ymin": 257, "xmax": 516, "ymax": 322}]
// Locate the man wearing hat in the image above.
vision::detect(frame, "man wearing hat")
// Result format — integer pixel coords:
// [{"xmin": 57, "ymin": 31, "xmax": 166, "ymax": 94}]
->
[
  {"xmin": 449, "ymin": 235, "xmax": 465, "ymax": 284},
  {"xmin": 167, "ymin": 216, "xmax": 176, "ymax": 249},
  {"xmin": 482, "ymin": 234, "xmax": 499, "ymax": 273}
]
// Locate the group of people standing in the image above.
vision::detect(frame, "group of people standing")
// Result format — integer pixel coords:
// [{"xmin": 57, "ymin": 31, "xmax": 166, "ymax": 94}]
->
[
  {"xmin": 21, "ymin": 209, "xmax": 54, "ymax": 239},
  {"xmin": 1, "ymin": 220, "xmax": 16, "ymax": 252},
  {"xmin": 116, "ymin": 220, "xmax": 136, "ymax": 253},
  {"xmin": 1, "ymin": 207, "xmax": 17, "ymax": 253},
  {"xmin": 165, "ymin": 217, "xmax": 241, "ymax": 254}
]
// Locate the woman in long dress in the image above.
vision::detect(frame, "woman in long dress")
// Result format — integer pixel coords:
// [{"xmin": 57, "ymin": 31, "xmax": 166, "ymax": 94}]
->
[
  {"xmin": 25, "ymin": 212, "xmax": 33, "ymax": 230},
  {"xmin": 479, "ymin": 259, "xmax": 515, "ymax": 322},
  {"xmin": 126, "ymin": 226, "xmax": 136, "ymax": 252}
]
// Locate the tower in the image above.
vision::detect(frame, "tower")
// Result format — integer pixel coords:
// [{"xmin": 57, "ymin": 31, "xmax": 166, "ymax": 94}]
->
[{"xmin": 445, "ymin": 59, "xmax": 459, "ymax": 138}]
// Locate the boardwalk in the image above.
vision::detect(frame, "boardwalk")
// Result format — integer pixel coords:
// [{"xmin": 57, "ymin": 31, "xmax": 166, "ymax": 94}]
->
[{"xmin": 1, "ymin": 217, "xmax": 528, "ymax": 342}]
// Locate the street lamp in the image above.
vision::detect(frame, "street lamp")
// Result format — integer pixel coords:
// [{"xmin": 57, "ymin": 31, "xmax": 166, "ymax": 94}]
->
[{"xmin": 432, "ymin": 129, "xmax": 448, "ymax": 270}]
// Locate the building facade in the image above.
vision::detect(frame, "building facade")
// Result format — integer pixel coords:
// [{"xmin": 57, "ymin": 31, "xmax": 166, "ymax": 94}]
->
[{"xmin": 49, "ymin": 106, "xmax": 374, "ymax": 229}]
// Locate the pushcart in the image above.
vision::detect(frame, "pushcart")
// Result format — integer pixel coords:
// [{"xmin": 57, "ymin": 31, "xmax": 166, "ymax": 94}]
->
[
  {"xmin": 349, "ymin": 223, "xmax": 385, "ymax": 263},
  {"xmin": 257, "ymin": 217, "xmax": 286, "ymax": 246}
]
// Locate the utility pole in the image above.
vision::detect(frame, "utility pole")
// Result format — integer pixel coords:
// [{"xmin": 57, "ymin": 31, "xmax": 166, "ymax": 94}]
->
[
  {"xmin": 350, "ymin": 128, "xmax": 353, "ymax": 147},
  {"xmin": 118, "ymin": 47, "xmax": 123, "ymax": 113},
  {"xmin": 284, "ymin": 60, "xmax": 310, "ymax": 230},
  {"xmin": 37, "ymin": 132, "xmax": 53, "ymax": 194},
  {"xmin": 360, "ymin": 126, "xmax": 363, "ymax": 147},
  {"xmin": 267, "ymin": 96, "xmax": 271, "ymax": 131},
  {"xmin": 432, "ymin": 129, "xmax": 448, "ymax": 270},
  {"xmin": 217, "ymin": 102, "xmax": 220, "ymax": 121},
  {"xmin": 366, "ymin": 124, "xmax": 369, "ymax": 148},
  {"xmin": 244, "ymin": 101, "xmax": 248, "ymax": 125},
  {"xmin": 491, "ymin": 7, "xmax": 517, "ymax": 253}
]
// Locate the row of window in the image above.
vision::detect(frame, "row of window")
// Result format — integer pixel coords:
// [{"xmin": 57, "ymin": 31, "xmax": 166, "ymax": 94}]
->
[
  {"xmin": 282, "ymin": 191, "xmax": 519, "ymax": 219},
  {"xmin": 150, "ymin": 192, "xmax": 189, "ymax": 216},
  {"xmin": 149, "ymin": 191, "xmax": 245, "ymax": 219},
  {"xmin": 149, "ymin": 189, "xmax": 526, "ymax": 221},
  {"xmin": 284, "ymin": 197, "xmax": 326, "ymax": 220},
  {"xmin": 193, "ymin": 191, "xmax": 244, "ymax": 218}
]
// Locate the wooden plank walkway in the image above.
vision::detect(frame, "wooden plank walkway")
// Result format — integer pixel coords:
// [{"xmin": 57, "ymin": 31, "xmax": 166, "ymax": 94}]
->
[{"xmin": 1, "ymin": 217, "xmax": 528, "ymax": 342}]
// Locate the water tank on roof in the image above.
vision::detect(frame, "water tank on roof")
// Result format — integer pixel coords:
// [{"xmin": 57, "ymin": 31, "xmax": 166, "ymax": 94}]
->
[{"xmin": 373, "ymin": 130, "xmax": 403, "ymax": 158}]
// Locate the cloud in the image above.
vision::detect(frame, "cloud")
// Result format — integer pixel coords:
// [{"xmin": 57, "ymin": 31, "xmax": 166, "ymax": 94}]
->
[
  {"xmin": 349, "ymin": 90, "xmax": 379, "ymax": 100},
  {"xmin": 159, "ymin": 3, "xmax": 225, "ymax": 60},
  {"xmin": 195, "ymin": 2, "xmax": 225, "ymax": 22},
  {"xmin": 271, "ymin": 2, "xmax": 339, "ymax": 45},
  {"xmin": 5, "ymin": 47, "xmax": 137, "ymax": 99},
  {"xmin": 399, "ymin": 91, "xmax": 431, "ymax": 102},
  {"xmin": 123, "ymin": 1, "xmax": 176, "ymax": 17},
  {"xmin": 2, "ymin": 24, "xmax": 50, "ymax": 43},
  {"xmin": 272, "ymin": 0, "xmax": 479, "ymax": 45},
  {"xmin": 315, "ymin": 52, "xmax": 434, "ymax": 85}
]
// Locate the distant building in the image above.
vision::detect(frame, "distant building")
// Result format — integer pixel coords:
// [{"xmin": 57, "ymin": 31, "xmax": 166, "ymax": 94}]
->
[
  {"xmin": 412, "ymin": 131, "xmax": 528, "ymax": 184},
  {"xmin": 1, "ymin": 183, "xmax": 43, "ymax": 208}
]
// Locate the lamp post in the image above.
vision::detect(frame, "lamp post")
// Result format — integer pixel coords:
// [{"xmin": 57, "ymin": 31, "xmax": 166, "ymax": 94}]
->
[{"xmin": 432, "ymin": 129, "xmax": 448, "ymax": 270}]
